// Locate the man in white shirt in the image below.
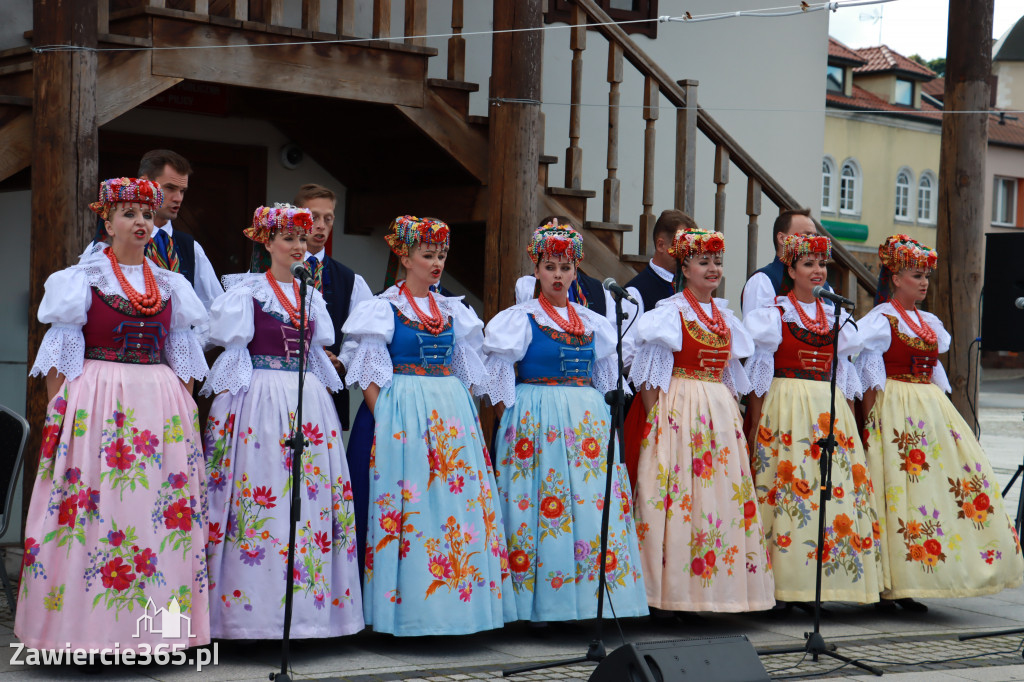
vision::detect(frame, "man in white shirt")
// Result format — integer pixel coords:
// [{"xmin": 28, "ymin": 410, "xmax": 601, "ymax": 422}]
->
[
  {"xmin": 138, "ymin": 149, "xmax": 224, "ymax": 311},
  {"xmin": 740, "ymin": 208, "xmax": 827, "ymax": 317}
]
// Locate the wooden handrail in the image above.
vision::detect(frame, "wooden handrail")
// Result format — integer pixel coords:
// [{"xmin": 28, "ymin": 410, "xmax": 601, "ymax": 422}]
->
[{"xmin": 569, "ymin": 0, "xmax": 876, "ymax": 294}]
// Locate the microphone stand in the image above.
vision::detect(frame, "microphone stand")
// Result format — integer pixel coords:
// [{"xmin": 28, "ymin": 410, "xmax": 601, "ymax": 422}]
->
[
  {"xmin": 503, "ymin": 292, "xmax": 628, "ymax": 677},
  {"xmin": 274, "ymin": 273, "xmax": 308, "ymax": 682},
  {"xmin": 758, "ymin": 303, "xmax": 882, "ymax": 677}
]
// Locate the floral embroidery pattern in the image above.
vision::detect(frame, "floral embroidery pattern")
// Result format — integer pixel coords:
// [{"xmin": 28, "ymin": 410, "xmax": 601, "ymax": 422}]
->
[
  {"xmin": 424, "ymin": 516, "xmax": 482, "ymax": 601},
  {"xmin": 83, "ymin": 522, "xmax": 173, "ymax": 616},
  {"xmin": 98, "ymin": 402, "xmax": 163, "ymax": 499},
  {"xmin": 425, "ymin": 411, "xmax": 472, "ymax": 493},
  {"xmin": 897, "ymin": 506, "xmax": 946, "ymax": 571},
  {"xmin": 689, "ymin": 513, "xmax": 739, "ymax": 586},
  {"xmin": 43, "ymin": 466, "xmax": 101, "ymax": 555},
  {"xmin": 949, "ymin": 462, "xmax": 996, "ymax": 530}
]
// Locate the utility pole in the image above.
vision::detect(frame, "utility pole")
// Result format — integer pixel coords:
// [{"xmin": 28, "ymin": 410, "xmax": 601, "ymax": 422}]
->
[{"xmin": 933, "ymin": 0, "xmax": 992, "ymax": 422}]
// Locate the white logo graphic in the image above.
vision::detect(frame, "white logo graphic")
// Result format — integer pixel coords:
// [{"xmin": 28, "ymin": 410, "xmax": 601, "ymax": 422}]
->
[{"xmin": 134, "ymin": 598, "xmax": 194, "ymax": 640}]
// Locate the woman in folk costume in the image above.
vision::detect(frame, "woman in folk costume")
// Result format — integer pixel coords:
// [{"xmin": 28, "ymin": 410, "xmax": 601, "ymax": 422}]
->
[
  {"xmin": 201, "ymin": 205, "xmax": 363, "ymax": 638},
  {"xmin": 744, "ymin": 234, "xmax": 881, "ymax": 604},
  {"xmin": 17, "ymin": 178, "xmax": 210, "ymax": 651},
  {"xmin": 629, "ymin": 228, "xmax": 774, "ymax": 612},
  {"xmin": 479, "ymin": 222, "xmax": 646, "ymax": 623},
  {"xmin": 339, "ymin": 216, "xmax": 513, "ymax": 636},
  {"xmin": 857, "ymin": 235, "xmax": 1022, "ymax": 609}
]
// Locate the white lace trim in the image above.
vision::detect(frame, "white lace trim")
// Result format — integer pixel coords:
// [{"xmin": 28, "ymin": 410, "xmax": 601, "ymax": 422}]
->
[
  {"xmin": 629, "ymin": 344, "xmax": 673, "ymax": 393},
  {"xmin": 746, "ymin": 350, "xmax": 776, "ymax": 398},
  {"xmin": 80, "ymin": 249, "xmax": 175, "ymax": 302},
  {"xmin": 29, "ymin": 325, "xmax": 85, "ymax": 381},
  {"xmin": 722, "ymin": 358, "xmax": 752, "ymax": 397},
  {"xmin": 340, "ymin": 336, "xmax": 394, "ymax": 391},
  {"xmin": 592, "ymin": 355, "xmax": 622, "ymax": 395},
  {"xmin": 377, "ymin": 287, "xmax": 479, "ymax": 340},
  {"xmin": 478, "ymin": 355, "xmax": 517, "ymax": 407},
  {"xmin": 221, "ymin": 273, "xmax": 331, "ymax": 332},
  {"xmin": 200, "ymin": 347, "xmax": 253, "ymax": 397},
  {"xmin": 451, "ymin": 340, "xmax": 486, "ymax": 391},
  {"xmin": 165, "ymin": 330, "xmax": 209, "ymax": 382},
  {"xmin": 308, "ymin": 346, "xmax": 344, "ymax": 392},
  {"xmin": 855, "ymin": 351, "xmax": 887, "ymax": 392}
]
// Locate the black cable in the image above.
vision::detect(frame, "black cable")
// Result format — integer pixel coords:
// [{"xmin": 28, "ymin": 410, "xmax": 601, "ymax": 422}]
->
[
  {"xmin": 857, "ymin": 636, "xmax": 1024, "ymax": 667},
  {"xmin": 770, "ymin": 659, "xmax": 851, "ymax": 680},
  {"xmin": 966, "ymin": 337, "xmax": 982, "ymax": 438},
  {"xmin": 603, "ymin": 582, "xmax": 627, "ymax": 647},
  {"xmin": 763, "ymin": 652, "xmax": 807, "ymax": 675}
]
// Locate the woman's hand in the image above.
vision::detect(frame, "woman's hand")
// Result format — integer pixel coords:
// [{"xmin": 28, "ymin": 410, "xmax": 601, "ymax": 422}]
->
[
  {"xmin": 183, "ymin": 378, "xmax": 195, "ymax": 394},
  {"xmin": 640, "ymin": 388, "xmax": 659, "ymax": 414},
  {"xmin": 363, "ymin": 383, "xmax": 381, "ymax": 415},
  {"xmin": 745, "ymin": 392, "xmax": 764, "ymax": 455},
  {"xmin": 45, "ymin": 368, "xmax": 65, "ymax": 403}
]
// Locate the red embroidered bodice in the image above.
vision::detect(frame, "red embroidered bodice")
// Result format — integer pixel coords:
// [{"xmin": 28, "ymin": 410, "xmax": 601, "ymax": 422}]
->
[
  {"xmin": 671, "ymin": 314, "xmax": 730, "ymax": 383},
  {"xmin": 773, "ymin": 307, "xmax": 833, "ymax": 381},
  {"xmin": 882, "ymin": 314, "xmax": 937, "ymax": 384}
]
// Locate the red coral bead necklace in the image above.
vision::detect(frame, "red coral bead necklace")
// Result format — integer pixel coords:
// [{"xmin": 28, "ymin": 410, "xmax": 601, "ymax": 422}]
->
[
  {"xmin": 787, "ymin": 291, "xmax": 831, "ymax": 335},
  {"xmin": 683, "ymin": 288, "xmax": 730, "ymax": 338},
  {"xmin": 106, "ymin": 247, "xmax": 161, "ymax": 316},
  {"xmin": 265, "ymin": 270, "xmax": 307, "ymax": 329},
  {"xmin": 538, "ymin": 293, "xmax": 587, "ymax": 337},
  {"xmin": 401, "ymin": 283, "xmax": 446, "ymax": 335},
  {"xmin": 890, "ymin": 298, "xmax": 937, "ymax": 346}
]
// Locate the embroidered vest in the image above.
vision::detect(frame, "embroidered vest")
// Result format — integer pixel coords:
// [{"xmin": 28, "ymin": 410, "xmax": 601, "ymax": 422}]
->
[
  {"xmin": 773, "ymin": 307, "xmax": 834, "ymax": 381},
  {"xmin": 388, "ymin": 305, "xmax": 455, "ymax": 377},
  {"xmin": 247, "ymin": 301, "xmax": 315, "ymax": 372},
  {"xmin": 671, "ymin": 313, "xmax": 731, "ymax": 383},
  {"xmin": 83, "ymin": 288, "xmax": 171, "ymax": 365},
  {"xmin": 882, "ymin": 314, "xmax": 938, "ymax": 384},
  {"xmin": 516, "ymin": 315, "xmax": 595, "ymax": 387}
]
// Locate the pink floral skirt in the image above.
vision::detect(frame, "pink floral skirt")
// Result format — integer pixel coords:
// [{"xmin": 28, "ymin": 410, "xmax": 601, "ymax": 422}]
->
[{"xmin": 16, "ymin": 359, "xmax": 209, "ymax": 651}]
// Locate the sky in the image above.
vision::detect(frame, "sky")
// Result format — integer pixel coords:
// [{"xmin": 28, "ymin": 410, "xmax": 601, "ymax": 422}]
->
[{"xmin": 828, "ymin": 0, "xmax": 1024, "ymax": 60}]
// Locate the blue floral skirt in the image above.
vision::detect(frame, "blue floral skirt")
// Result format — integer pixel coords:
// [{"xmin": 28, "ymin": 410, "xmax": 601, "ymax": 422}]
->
[
  {"xmin": 365, "ymin": 374, "xmax": 514, "ymax": 635},
  {"xmin": 495, "ymin": 383, "xmax": 647, "ymax": 621}
]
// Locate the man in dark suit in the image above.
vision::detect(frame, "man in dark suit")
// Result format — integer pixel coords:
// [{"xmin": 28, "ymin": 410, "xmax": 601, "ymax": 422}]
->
[
  {"xmin": 294, "ymin": 183, "xmax": 373, "ymax": 427},
  {"xmin": 740, "ymin": 207, "xmax": 830, "ymax": 316},
  {"xmin": 623, "ymin": 209, "xmax": 698, "ymax": 315}
]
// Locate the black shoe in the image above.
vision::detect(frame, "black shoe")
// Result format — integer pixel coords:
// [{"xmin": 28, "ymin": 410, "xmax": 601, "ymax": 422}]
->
[
  {"xmin": 875, "ymin": 598, "xmax": 899, "ymax": 612},
  {"xmin": 895, "ymin": 598, "xmax": 928, "ymax": 613}
]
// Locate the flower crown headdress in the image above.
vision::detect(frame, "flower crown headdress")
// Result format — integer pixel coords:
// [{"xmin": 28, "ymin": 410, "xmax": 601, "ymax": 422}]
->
[
  {"xmin": 668, "ymin": 228, "xmax": 725, "ymax": 261},
  {"xmin": 385, "ymin": 215, "xmax": 451, "ymax": 257},
  {"xmin": 527, "ymin": 220, "xmax": 584, "ymax": 264},
  {"xmin": 781, "ymin": 233, "xmax": 831, "ymax": 265},
  {"xmin": 879, "ymin": 234, "xmax": 937, "ymax": 273},
  {"xmin": 89, "ymin": 177, "xmax": 164, "ymax": 219},
  {"xmin": 243, "ymin": 204, "xmax": 313, "ymax": 244}
]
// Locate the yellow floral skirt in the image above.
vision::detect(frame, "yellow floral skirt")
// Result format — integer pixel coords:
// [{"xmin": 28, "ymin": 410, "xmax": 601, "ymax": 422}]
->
[
  {"xmin": 634, "ymin": 377, "xmax": 775, "ymax": 611},
  {"xmin": 866, "ymin": 380, "xmax": 1023, "ymax": 599},
  {"xmin": 752, "ymin": 378, "xmax": 881, "ymax": 603}
]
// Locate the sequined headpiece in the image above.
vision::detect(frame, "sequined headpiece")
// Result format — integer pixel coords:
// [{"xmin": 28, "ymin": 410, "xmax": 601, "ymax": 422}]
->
[
  {"xmin": 89, "ymin": 177, "xmax": 164, "ymax": 219},
  {"xmin": 780, "ymin": 234, "xmax": 831, "ymax": 265},
  {"xmin": 668, "ymin": 228, "xmax": 725, "ymax": 261},
  {"xmin": 528, "ymin": 221, "xmax": 584, "ymax": 264},
  {"xmin": 878, "ymin": 234, "xmax": 937, "ymax": 273},
  {"xmin": 243, "ymin": 204, "xmax": 313, "ymax": 244},
  {"xmin": 385, "ymin": 215, "xmax": 451, "ymax": 257}
]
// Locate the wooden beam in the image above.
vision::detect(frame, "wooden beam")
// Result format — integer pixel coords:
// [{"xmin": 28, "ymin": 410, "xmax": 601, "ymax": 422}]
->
[
  {"xmin": 150, "ymin": 17, "xmax": 427, "ymax": 107},
  {"xmin": 404, "ymin": 0, "xmax": 427, "ymax": 47},
  {"xmin": 675, "ymin": 79, "xmax": 697, "ymax": 215},
  {"xmin": 373, "ymin": 0, "xmax": 391, "ymax": 39},
  {"xmin": 933, "ymin": 0, "xmax": 993, "ymax": 425},
  {"xmin": 486, "ymin": 0, "xmax": 542, "ymax": 320},
  {"xmin": 396, "ymin": 88, "xmax": 488, "ymax": 184},
  {"xmin": 28, "ymin": 0, "xmax": 98, "ymax": 511},
  {"xmin": 301, "ymin": 0, "xmax": 321, "ymax": 32},
  {"xmin": 97, "ymin": 50, "xmax": 182, "ymax": 125},
  {"xmin": 447, "ymin": 0, "xmax": 465, "ymax": 81},
  {"xmin": 336, "ymin": 0, "xmax": 355, "ymax": 35}
]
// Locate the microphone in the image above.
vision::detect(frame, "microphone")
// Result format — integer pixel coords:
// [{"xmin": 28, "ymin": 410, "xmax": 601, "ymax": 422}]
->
[
  {"xmin": 1016, "ymin": 297, "xmax": 1024, "ymax": 310},
  {"xmin": 290, "ymin": 261, "xmax": 314, "ymax": 287},
  {"xmin": 812, "ymin": 285, "xmax": 855, "ymax": 309},
  {"xmin": 603, "ymin": 278, "xmax": 638, "ymax": 306}
]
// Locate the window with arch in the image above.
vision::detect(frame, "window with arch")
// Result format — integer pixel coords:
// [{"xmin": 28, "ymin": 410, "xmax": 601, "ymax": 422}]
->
[
  {"xmin": 918, "ymin": 171, "xmax": 937, "ymax": 224},
  {"xmin": 821, "ymin": 157, "xmax": 837, "ymax": 213},
  {"xmin": 894, "ymin": 168, "xmax": 914, "ymax": 221},
  {"xmin": 839, "ymin": 159, "xmax": 860, "ymax": 215}
]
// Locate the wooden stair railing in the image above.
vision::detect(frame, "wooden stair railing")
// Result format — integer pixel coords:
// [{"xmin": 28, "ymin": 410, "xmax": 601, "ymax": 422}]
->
[{"xmin": 561, "ymin": 0, "xmax": 877, "ymax": 300}]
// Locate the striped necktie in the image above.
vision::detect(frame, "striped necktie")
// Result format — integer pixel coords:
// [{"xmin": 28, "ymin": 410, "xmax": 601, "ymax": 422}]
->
[
  {"xmin": 145, "ymin": 229, "xmax": 180, "ymax": 273},
  {"xmin": 306, "ymin": 256, "xmax": 324, "ymax": 293}
]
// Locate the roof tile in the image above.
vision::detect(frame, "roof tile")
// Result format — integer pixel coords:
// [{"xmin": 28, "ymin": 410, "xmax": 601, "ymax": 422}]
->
[{"xmin": 853, "ymin": 45, "xmax": 936, "ymax": 79}]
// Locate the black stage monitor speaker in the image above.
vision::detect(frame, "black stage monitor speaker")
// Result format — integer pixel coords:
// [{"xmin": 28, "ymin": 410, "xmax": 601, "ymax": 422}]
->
[
  {"xmin": 982, "ymin": 232, "xmax": 1024, "ymax": 352},
  {"xmin": 589, "ymin": 635, "xmax": 769, "ymax": 682}
]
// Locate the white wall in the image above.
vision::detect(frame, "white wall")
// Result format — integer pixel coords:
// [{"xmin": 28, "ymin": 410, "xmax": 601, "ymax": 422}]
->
[
  {"xmin": 417, "ymin": 0, "xmax": 827, "ymax": 303},
  {"xmin": 0, "ymin": 1, "xmax": 30, "ymax": 51}
]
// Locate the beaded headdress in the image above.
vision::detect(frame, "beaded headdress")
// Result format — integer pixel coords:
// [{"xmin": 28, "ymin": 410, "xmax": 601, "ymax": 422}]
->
[
  {"xmin": 89, "ymin": 177, "xmax": 164, "ymax": 219},
  {"xmin": 385, "ymin": 215, "xmax": 450, "ymax": 257},
  {"xmin": 879, "ymin": 234, "xmax": 937, "ymax": 273},
  {"xmin": 875, "ymin": 234, "xmax": 937, "ymax": 304},
  {"xmin": 528, "ymin": 220, "xmax": 584, "ymax": 264},
  {"xmin": 780, "ymin": 234, "xmax": 831, "ymax": 265},
  {"xmin": 243, "ymin": 204, "xmax": 313, "ymax": 244},
  {"xmin": 668, "ymin": 228, "xmax": 725, "ymax": 261}
]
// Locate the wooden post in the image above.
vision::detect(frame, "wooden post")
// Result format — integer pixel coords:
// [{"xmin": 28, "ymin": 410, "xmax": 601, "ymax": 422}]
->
[
  {"xmin": 638, "ymin": 76, "xmax": 658, "ymax": 256},
  {"xmin": 226, "ymin": 0, "xmax": 248, "ymax": 21},
  {"xmin": 336, "ymin": 0, "xmax": 355, "ymax": 36},
  {"xmin": 373, "ymin": 0, "xmax": 391, "ymax": 39},
  {"xmin": 98, "ymin": 1, "xmax": 110, "ymax": 34},
  {"xmin": 404, "ymin": 0, "xmax": 427, "ymax": 47},
  {"xmin": 564, "ymin": 3, "xmax": 585, "ymax": 190},
  {"xmin": 932, "ymin": 0, "xmax": 993, "ymax": 424},
  {"xmin": 603, "ymin": 43, "xmax": 622, "ymax": 224},
  {"xmin": 28, "ymin": 0, "xmax": 98, "ymax": 504},
  {"xmin": 675, "ymin": 79, "xmax": 698, "ymax": 215},
  {"xmin": 447, "ymin": 0, "xmax": 465, "ymax": 81},
  {"xmin": 745, "ymin": 177, "xmax": 761, "ymax": 278},
  {"xmin": 302, "ymin": 0, "xmax": 321, "ymax": 31},
  {"xmin": 486, "ymin": 0, "xmax": 542, "ymax": 320},
  {"xmin": 713, "ymin": 144, "xmax": 729, "ymax": 233}
]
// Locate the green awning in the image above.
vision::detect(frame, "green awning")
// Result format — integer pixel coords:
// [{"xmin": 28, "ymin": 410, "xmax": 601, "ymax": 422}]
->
[{"xmin": 820, "ymin": 218, "xmax": 869, "ymax": 243}]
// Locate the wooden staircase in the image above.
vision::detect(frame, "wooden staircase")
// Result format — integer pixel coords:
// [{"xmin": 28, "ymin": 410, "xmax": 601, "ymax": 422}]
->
[{"xmin": 0, "ymin": 0, "xmax": 877, "ymax": 301}]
